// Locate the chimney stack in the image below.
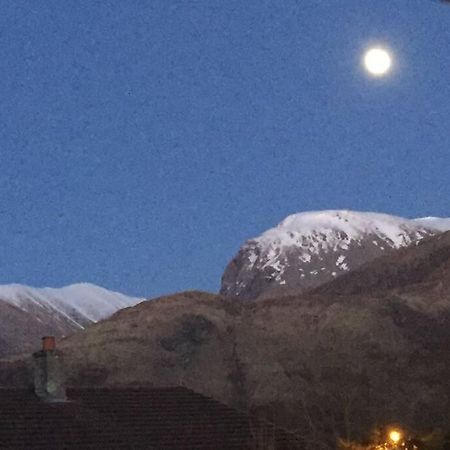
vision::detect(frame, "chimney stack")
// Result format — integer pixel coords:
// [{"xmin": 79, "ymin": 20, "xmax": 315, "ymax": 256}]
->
[
  {"xmin": 42, "ymin": 336, "xmax": 56, "ymax": 351},
  {"xmin": 33, "ymin": 336, "xmax": 66, "ymax": 402}
]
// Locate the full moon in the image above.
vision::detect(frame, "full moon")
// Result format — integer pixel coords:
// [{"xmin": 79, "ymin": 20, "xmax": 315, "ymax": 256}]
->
[{"xmin": 364, "ymin": 47, "xmax": 392, "ymax": 76}]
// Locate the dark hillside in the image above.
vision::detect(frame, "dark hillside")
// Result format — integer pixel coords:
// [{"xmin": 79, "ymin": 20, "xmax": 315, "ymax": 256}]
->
[{"xmin": 4, "ymin": 288, "xmax": 450, "ymax": 448}]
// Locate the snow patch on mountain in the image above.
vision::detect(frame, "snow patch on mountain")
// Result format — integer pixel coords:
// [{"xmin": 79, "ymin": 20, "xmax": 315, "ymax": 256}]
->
[
  {"xmin": 256, "ymin": 210, "xmax": 429, "ymax": 251},
  {"xmin": 413, "ymin": 217, "xmax": 450, "ymax": 232}
]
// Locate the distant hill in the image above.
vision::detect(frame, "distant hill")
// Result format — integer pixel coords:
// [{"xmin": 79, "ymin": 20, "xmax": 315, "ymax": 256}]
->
[
  {"xmin": 0, "ymin": 283, "xmax": 143, "ymax": 357},
  {"xmin": 220, "ymin": 210, "xmax": 448, "ymax": 300}
]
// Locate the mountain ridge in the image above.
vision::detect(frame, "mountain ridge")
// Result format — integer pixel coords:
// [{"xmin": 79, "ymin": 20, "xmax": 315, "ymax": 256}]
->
[{"xmin": 0, "ymin": 282, "xmax": 144, "ymax": 325}]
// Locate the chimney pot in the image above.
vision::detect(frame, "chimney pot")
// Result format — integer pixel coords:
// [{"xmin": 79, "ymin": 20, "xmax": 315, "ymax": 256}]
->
[
  {"xmin": 33, "ymin": 337, "xmax": 66, "ymax": 402},
  {"xmin": 42, "ymin": 336, "xmax": 56, "ymax": 351}
]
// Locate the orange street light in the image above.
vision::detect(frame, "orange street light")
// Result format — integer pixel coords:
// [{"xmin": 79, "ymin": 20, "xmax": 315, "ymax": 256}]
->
[{"xmin": 389, "ymin": 429, "xmax": 402, "ymax": 444}]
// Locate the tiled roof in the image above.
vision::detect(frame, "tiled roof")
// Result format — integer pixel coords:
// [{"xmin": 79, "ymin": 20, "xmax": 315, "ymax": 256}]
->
[{"xmin": 0, "ymin": 387, "xmax": 303, "ymax": 449}]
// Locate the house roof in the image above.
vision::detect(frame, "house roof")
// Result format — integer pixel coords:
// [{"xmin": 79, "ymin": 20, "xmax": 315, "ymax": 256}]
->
[{"xmin": 0, "ymin": 386, "xmax": 303, "ymax": 449}]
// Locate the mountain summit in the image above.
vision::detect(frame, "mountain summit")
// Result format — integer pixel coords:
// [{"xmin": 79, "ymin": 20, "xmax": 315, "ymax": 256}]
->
[{"xmin": 221, "ymin": 210, "xmax": 449, "ymax": 300}]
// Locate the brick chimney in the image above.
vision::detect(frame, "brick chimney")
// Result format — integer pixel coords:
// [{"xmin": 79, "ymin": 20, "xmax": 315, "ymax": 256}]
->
[{"xmin": 33, "ymin": 336, "xmax": 66, "ymax": 402}]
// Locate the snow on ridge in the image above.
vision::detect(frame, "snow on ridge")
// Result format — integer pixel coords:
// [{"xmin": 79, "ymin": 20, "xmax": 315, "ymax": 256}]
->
[
  {"xmin": 0, "ymin": 282, "xmax": 144, "ymax": 324},
  {"xmin": 255, "ymin": 210, "xmax": 433, "ymax": 250},
  {"xmin": 413, "ymin": 217, "xmax": 450, "ymax": 232},
  {"xmin": 40, "ymin": 283, "xmax": 144, "ymax": 323}
]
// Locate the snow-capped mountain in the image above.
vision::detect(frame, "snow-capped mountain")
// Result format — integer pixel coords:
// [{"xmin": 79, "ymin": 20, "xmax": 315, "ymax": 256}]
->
[
  {"xmin": 220, "ymin": 210, "xmax": 449, "ymax": 300},
  {"xmin": 0, "ymin": 283, "xmax": 144, "ymax": 357},
  {"xmin": 0, "ymin": 282, "xmax": 144, "ymax": 328}
]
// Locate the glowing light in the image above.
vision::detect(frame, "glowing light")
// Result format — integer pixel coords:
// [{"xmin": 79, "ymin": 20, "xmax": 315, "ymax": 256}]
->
[
  {"xmin": 364, "ymin": 47, "xmax": 392, "ymax": 76},
  {"xmin": 389, "ymin": 429, "xmax": 402, "ymax": 444}
]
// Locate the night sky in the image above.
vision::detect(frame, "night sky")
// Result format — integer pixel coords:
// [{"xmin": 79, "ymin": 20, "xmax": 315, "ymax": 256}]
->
[{"xmin": 1, "ymin": 0, "xmax": 449, "ymax": 297}]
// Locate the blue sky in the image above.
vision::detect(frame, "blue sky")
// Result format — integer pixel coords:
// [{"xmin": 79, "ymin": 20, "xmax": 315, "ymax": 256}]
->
[{"xmin": 0, "ymin": 0, "xmax": 449, "ymax": 297}]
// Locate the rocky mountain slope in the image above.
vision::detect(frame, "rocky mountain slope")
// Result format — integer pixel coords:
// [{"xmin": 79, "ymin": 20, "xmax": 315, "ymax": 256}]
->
[
  {"xmin": 4, "ymin": 231, "xmax": 450, "ymax": 447},
  {"xmin": 0, "ymin": 283, "xmax": 143, "ymax": 357},
  {"xmin": 314, "ymin": 230, "xmax": 450, "ymax": 298},
  {"xmin": 221, "ymin": 210, "xmax": 449, "ymax": 300}
]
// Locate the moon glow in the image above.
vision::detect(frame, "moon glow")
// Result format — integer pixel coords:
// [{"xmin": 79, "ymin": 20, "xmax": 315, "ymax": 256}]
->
[{"xmin": 364, "ymin": 48, "xmax": 392, "ymax": 76}]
